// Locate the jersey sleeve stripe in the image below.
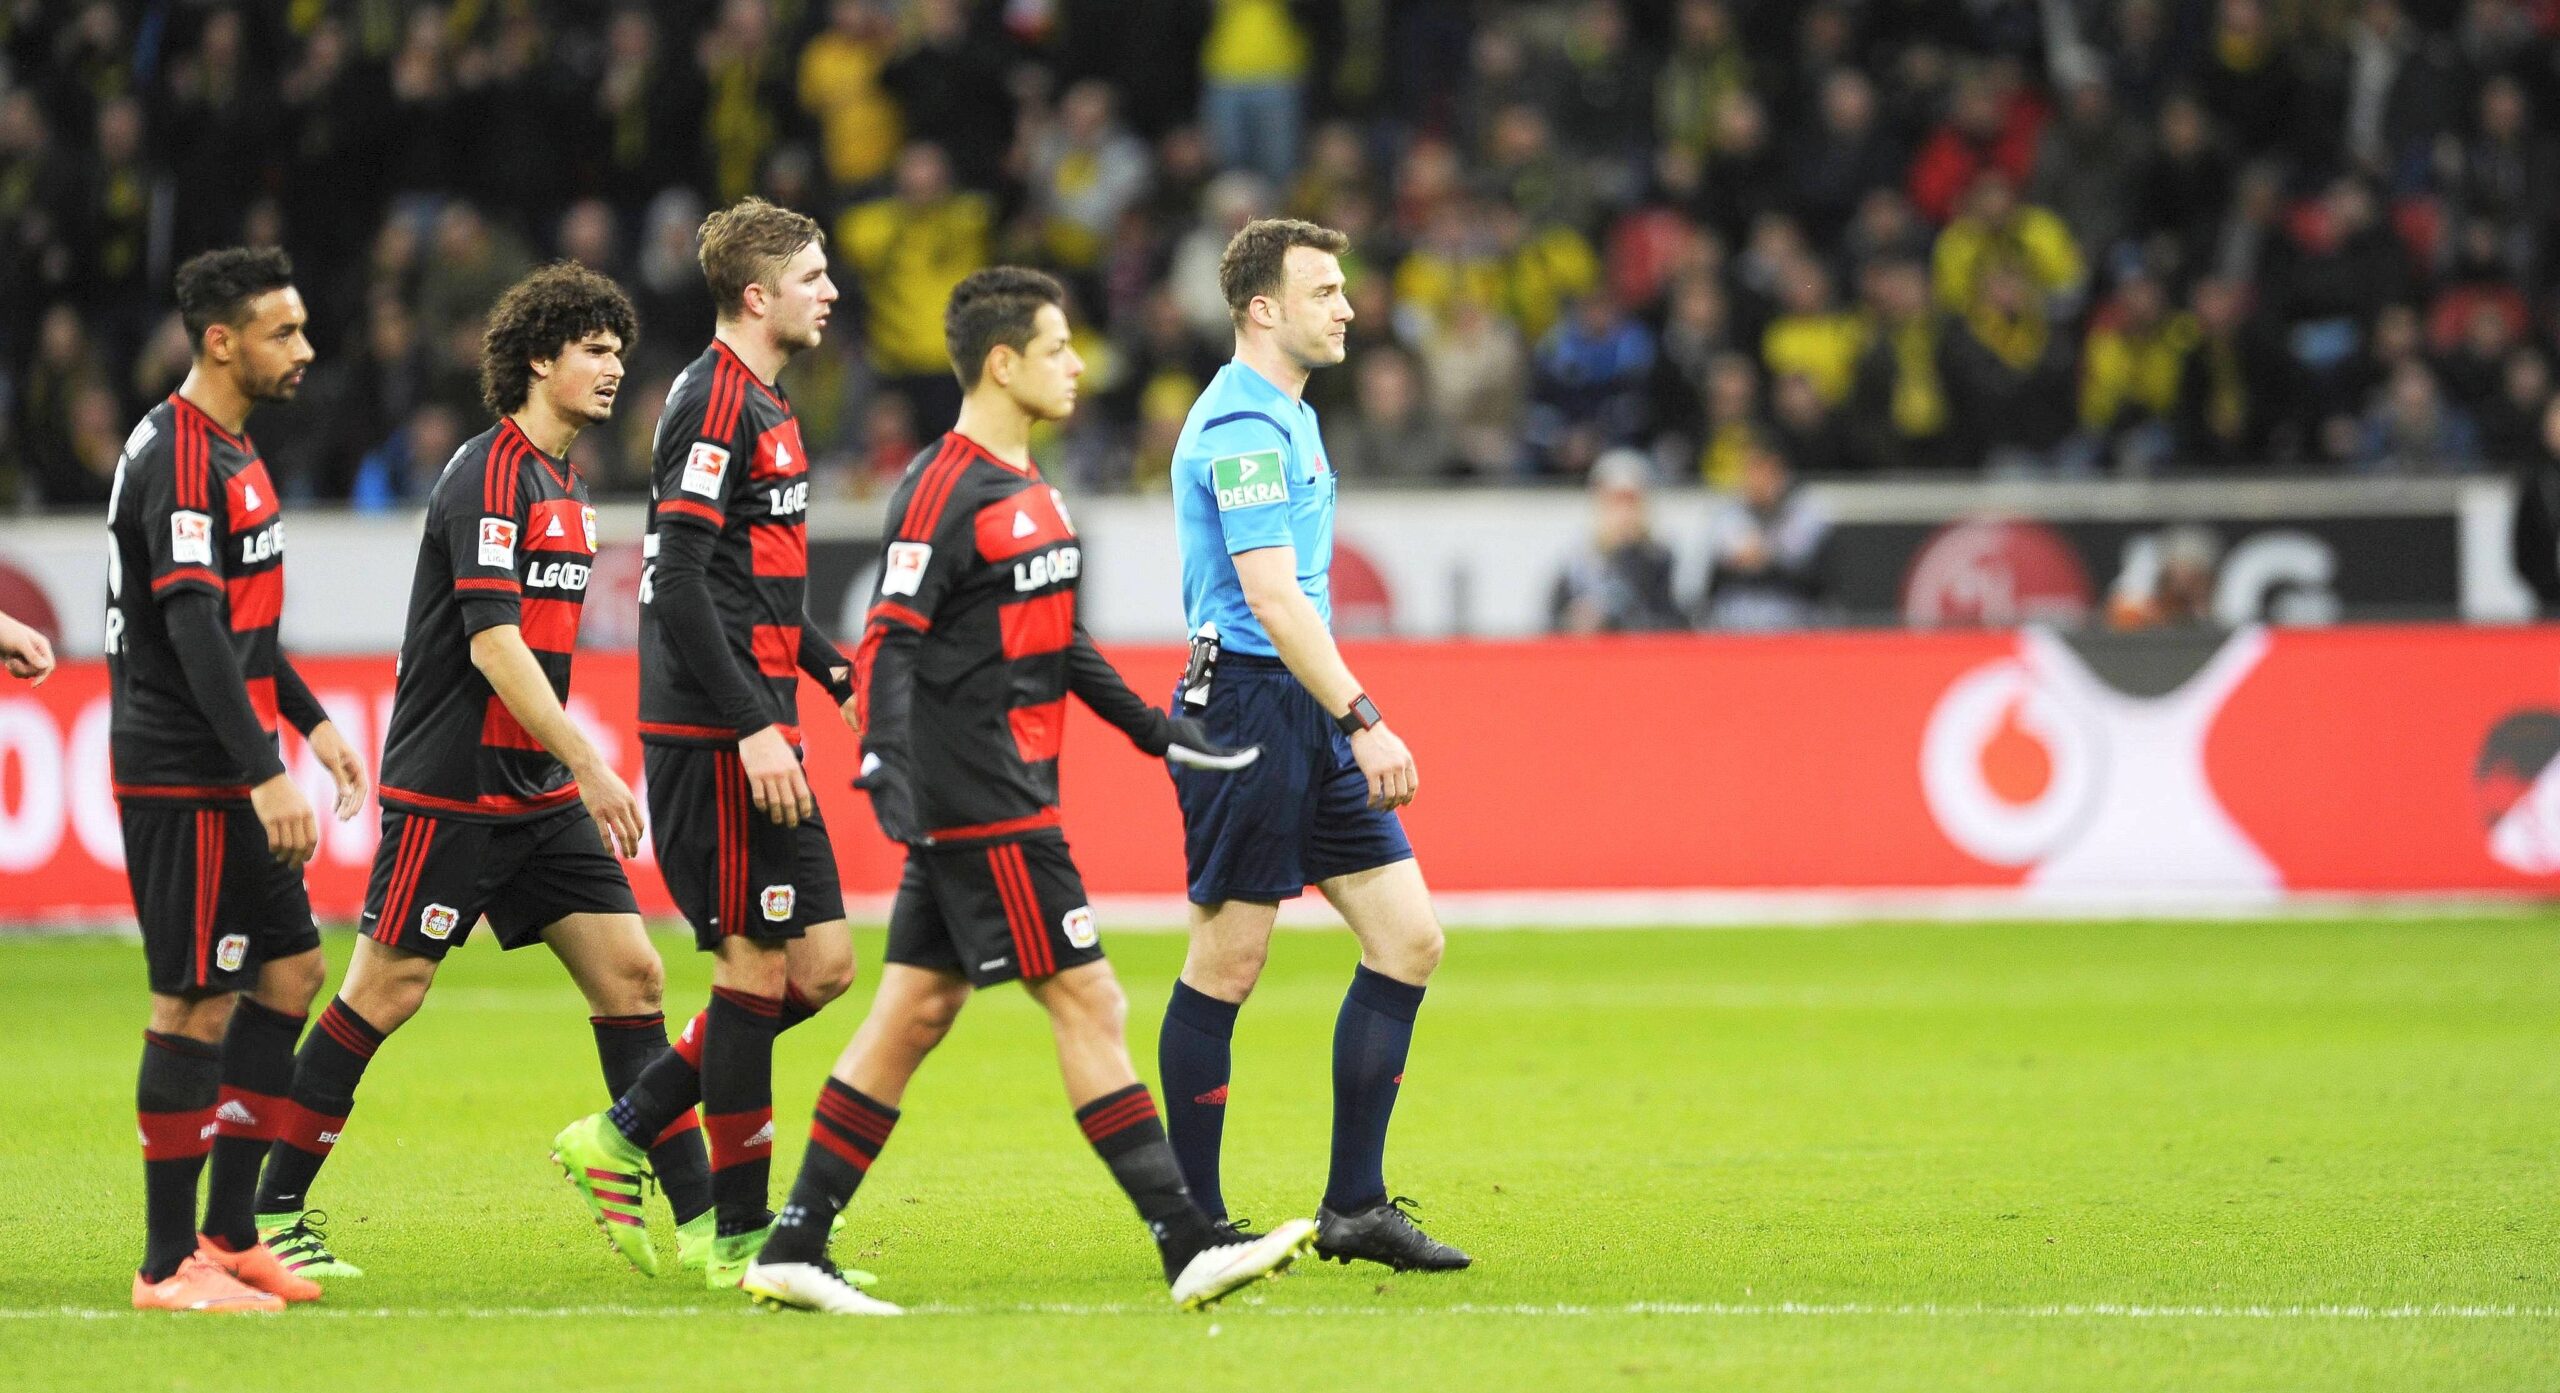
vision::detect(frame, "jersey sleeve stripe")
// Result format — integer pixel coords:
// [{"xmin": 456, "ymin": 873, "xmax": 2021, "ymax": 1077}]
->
[
  {"xmin": 152, "ymin": 566, "xmax": 222, "ymax": 593},
  {"xmin": 866, "ymin": 599, "xmax": 932, "ymax": 632},
  {"xmin": 898, "ymin": 437, "xmax": 969, "ymax": 541},
  {"xmin": 454, "ymin": 576, "xmax": 522, "ymax": 593},
  {"xmin": 656, "ymin": 496, "xmax": 725, "ymax": 528},
  {"xmin": 705, "ymin": 361, "xmax": 744, "ymax": 442},
  {"xmin": 1202, "ymin": 410, "xmax": 1293, "ymax": 444},
  {"xmin": 177, "ymin": 418, "xmax": 201, "ymax": 511}
]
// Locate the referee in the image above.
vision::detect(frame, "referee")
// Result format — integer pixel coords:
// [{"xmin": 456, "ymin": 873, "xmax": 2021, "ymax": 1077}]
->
[{"xmin": 1158, "ymin": 218, "xmax": 1468, "ymax": 1272}]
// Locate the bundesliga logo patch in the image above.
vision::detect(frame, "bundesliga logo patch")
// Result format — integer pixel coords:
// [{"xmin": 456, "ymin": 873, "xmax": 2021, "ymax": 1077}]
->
[
  {"xmin": 420, "ymin": 903, "xmax": 460, "ymax": 941},
  {"xmin": 761, "ymin": 885, "xmax": 796, "ymax": 922},
  {"xmin": 881, "ymin": 541, "xmax": 931, "ymax": 597},
  {"xmin": 215, "ymin": 933, "xmax": 249, "ymax": 973},
  {"xmin": 1211, "ymin": 451, "xmax": 1287, "ymax": 511},
  {"xmin": 170, "ymin": 510, "xmax": 213, "ymax": 565},
  {"xmin": 682, "ymin": 441, "xmax": 730, "ymax": 497},
  {"xmin": 581, "ymin": 505, "xmax": 599, "ymax": 551},
  {"xmin": 478, "ymin": 518, "xmax": 517, "ymax": 569},
  {"xmin": 1061, "ymin": 905, "xmax": 1097, "ymax": 949}
]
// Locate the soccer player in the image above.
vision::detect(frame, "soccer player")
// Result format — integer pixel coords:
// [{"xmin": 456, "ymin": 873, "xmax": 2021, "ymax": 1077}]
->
[
  {"xmin": 740, "ymin": 268, "xmax": 1305, "ymax": 1317},
  {"xmin": 551, "ymin": 198, "xmax": 864, "ymax": 1286},
  {"xmin": 109, "ymin": 247, "xmax": 368, "ymax": 1311},
  {"xmin": 0, "ymin": 607, "xmax": 54, "ymax": 683},
  {"xmin": 249, "ymin": 264, "xmax": 676, "ymax": 1277},
  {"xmin": 1158, "ymin": 219, "xmax": 1469, "ymax": 1270}
]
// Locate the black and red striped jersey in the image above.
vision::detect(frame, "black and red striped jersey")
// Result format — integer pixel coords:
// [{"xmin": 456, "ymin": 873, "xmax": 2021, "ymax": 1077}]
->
[
  {"xmin": 377, "ymin": 418, "xmax": 599, "ymax": 823},
  {"xmin": 855, "ymin": 433, "xmax": 1091, "ymax": 841},
  {"xmin": 106, "ymin": 393, "xmax": 292, "ymax": 803},
  {"xmin": 637, "ymin": 339, "xmax": 821, "ymax": 748}
]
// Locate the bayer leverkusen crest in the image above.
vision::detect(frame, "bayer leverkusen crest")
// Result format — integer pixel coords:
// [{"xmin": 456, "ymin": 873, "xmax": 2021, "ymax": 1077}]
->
[{"xmin": 760, "ymin": 885, "xmax": 796, "ymax": 922}]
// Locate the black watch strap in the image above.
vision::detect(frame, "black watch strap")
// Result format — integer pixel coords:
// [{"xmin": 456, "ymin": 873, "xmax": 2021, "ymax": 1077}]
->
[{"xmin": 1335, "ymin": 694, "xmax": 1383, "ymax": 735}]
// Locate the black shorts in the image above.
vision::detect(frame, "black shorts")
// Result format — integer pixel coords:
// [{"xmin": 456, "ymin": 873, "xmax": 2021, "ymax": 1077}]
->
[
  {"xmin": 121, "ymin": 801, "xmax": 320, "ymax": 995},
  {"xmin": 644, "ymin": 744, "xmax": 846, "ymax": 950},
  {"xmin": 885, "ymin": 834, "xmax": 1102, "ymax": 987},
  {"xmin": 359, "ymin": 805, "xmax": 638, "ymax": 958}
]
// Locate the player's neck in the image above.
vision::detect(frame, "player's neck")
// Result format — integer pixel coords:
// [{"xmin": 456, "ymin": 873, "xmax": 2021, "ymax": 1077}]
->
[
  {"xmin": 1232, "ymin": 338, "xmax": 1309, "ymax": 401},
  {"xmin": 509, "ymin": 403, "xmax": 582, "ymax": 461},
  {"xmin": 175, "ymin": 366, "xmax": 253, "ymax": 436},
  {"xmin": 951, "ymin": 395, "xmax": 1035, "ymax": 468},
  {"xmin": 714, "ymin": 322, "xmax": 788, "ymax": 385}
]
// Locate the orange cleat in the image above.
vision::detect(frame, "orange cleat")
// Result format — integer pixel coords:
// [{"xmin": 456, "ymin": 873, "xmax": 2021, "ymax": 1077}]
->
[
  {"xmin": 132, "ymin": 1254, "xmax": 285, "ymax": 1312},
  {"xmin": 196, "ymin": 1236, "xmax": 324, "ymax": 1302}
]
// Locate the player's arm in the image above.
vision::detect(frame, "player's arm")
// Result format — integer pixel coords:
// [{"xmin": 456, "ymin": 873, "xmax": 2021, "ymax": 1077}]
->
[
  {"xmin": 136, "ymin": 453, "xmax": 318, "ymax": 862},
  {"xmin": 650, "ymin": 405, "xmax": 813, "ymax": 826},
  {"xmin": 445, "ymin": 480, "xmax": 644, "ymax": 855},
  {"xmin": 799, "ymin": 613, "xmax": 857, "ymax": 726},
  {"xmin": 848, "ymin": 480, "xmax": 973, "ymax": 843},
  {"xmin": 1064, "ymin": 623, "xmax": 1258, "ymax": 770},
  {"xmin": 1234, "ymin": 545, "xmax": 1415, "ymax": 810},
  {"xmin": 0, "ymin": 607, "xmax": 54, "ymax": 684},
  {"xmin": 274, "ymin": 656, "xmax": 367, "ymax": 820}
]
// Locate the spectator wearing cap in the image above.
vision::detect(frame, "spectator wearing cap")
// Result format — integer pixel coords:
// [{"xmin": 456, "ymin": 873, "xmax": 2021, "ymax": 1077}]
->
[
  {"xmin": 1697, "ymin": 442, "xmax": 1833, "ymax": 630},
  {"xmin": 1549, "ymin": 451, "xmax": 1687, "ymax": 635}
]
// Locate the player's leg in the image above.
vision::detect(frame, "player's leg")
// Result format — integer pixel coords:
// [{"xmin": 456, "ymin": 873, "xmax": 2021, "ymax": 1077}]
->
[
  {"xmin": 741, "ymin": 962, "xmax": 965, "ymax": 1316},
  {"xmin": 198, "ymin": 826, "xmax": 324, "ymax": 1282},
  {"xmin": 122, "ymin": 801, "xmax": 279, "ymax": 1311},
  {"xmin": 1309, "ymin": 856, "xmax": 1468, "ymax": 1271},
  {"xmin": 1163, "ymin": 897, "xmax": 1278, "ymax": 1224},
  {"xmin": 539, "ymin": 906, "xmax": 678, "ymax": 1275}
]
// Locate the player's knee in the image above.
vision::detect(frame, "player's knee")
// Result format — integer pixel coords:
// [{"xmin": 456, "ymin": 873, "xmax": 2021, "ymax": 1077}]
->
[
  {"xmin": 791, "ymin": 944, "xmax": 857, "ymax": 1008},
  {"xmin": 261, "ymin": 950, "xmax": 326, "ymax": 1012},
  {"xmin": 1054, "ymin": 971, "xmax": 1128, "ymax": 1040},
  {"xmin": 1185, "ymin": 941, "xmax": 1268, "ymax": 1002},
  {"xmin": 1378, "ymin": 919, "xmax": 1444, "ymax": 984},
  {"xmin": 605, "ymin": 950, "xmax": 665, "ymax": 1015},
  {"xmin": 904, "ymin": 986, "xmax": 968, "ymax": 1048}
]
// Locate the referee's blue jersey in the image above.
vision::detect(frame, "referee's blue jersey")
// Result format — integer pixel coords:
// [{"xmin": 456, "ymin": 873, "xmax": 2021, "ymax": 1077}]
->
[{"xmin": 1171, "ymin": 360, "xmax": 1335, "ymax": 655}]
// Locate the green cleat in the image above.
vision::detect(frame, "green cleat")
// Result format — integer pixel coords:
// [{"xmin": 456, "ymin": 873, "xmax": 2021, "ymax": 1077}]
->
[
  {"xmin": 704, "ymin": 1226, "xmax": 766, "ymax": 1290},
  {"xmin": 256, "ymin": 1210, "xmax": 362, "ymax": 1280},
  {"xmin": 550, "ymin": 1113, "xmax": 659, "ymax": 1277},
  {"xmin": 682, "ymin": 1210, "xmax": 873, "ymax": 1286}
]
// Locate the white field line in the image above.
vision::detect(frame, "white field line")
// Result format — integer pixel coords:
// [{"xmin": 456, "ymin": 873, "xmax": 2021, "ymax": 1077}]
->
[{"xmin": 4, "ymin": 1301, "xmax": 2557, "ymax": 1321}]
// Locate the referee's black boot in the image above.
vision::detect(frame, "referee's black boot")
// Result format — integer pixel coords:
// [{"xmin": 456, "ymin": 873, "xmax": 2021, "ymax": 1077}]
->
[{"xmin": 1313, "ymin": 1196, "xmax": 1471, "ymax": 1272}]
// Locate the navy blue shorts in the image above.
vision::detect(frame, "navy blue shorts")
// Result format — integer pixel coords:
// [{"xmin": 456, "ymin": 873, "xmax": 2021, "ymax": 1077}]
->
[{"xmin": 1171, "ymin": 654, "xmax": 1413, "ymax": 906}]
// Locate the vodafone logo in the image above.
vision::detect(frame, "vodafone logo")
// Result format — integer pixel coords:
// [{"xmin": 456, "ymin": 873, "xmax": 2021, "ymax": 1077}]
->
[{"xmin": 1920, "ymin": 656, "xmax": 2101, "ymax": 866}]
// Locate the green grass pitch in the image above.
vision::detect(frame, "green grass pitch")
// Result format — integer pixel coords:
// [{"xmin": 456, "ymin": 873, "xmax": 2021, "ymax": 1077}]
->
[{"xmin": 2, "ymin": 916, "xmax": 2555, "ymax": 1390}]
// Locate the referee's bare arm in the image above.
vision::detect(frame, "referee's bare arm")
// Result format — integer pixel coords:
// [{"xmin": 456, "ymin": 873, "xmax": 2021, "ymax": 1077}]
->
[{"xmin": 1233, "ymin": 545, "xmax": 1417, "ymax": 810}]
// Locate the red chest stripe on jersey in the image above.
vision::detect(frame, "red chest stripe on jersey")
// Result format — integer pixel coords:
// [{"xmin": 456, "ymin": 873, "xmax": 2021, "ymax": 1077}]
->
[
  {"xmin": 245, "ymin": 675, "xmax": 278, "ymax": 734},
  {"xmin": 1007, "ymin": 698, "xmax": 1067, "ymax": 764},
  {"xmin": 657, "ymin": 496, "xmax": 725, "ymax": 529},
  {"xmin": 481, "ymin": 696, "xmax": 546, "ymax": 751},
  {"xmin": 226, "ymin": 568, "xmax": 283, "ymax": 632},
  {"xmin": 999, "ymin": 591, "xmax": 1075, "ymax": 660},
  {"xmin": 973, "ymin": 485, "xmax": 1075, "ymax": 563},
  {"xmin": 899, "ymin": 437, "xmax": 972, "ymax": 541},
  {"xmin": 525, "ymin": 499, "xmax": 594, "ymax": 555},
  {"xmin": 750, "ymin": 522, "xmax": 807, "ymax": 578},
  {"xmin": 520, "ymin": 596, "xmax": 584, "ymax": 652},
  {"xmin": 152, "ymin": 566, "xmax": 221, "ymax": 594},
  {"xmin": 751, "ymin": 623, "xmax": 801, "ymax": 679},
  {"xmin": 224, "ymin": 458, "xmax": 279, "ymax": 530},
  {"xmin": 752, "ymin": 418, "xmax": 808, "ymax": 480}
]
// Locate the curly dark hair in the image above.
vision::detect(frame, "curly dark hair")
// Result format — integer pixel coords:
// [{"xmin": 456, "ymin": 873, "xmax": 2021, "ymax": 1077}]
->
[
  {"xmin": 174, "ymin": 247, "xmax": 296, "ymax": 352},
  {"xmin": 479, "ymin": 261, "xmax": 639, "ymax": 417},
  {"xmin": 945, "ymin": 266, "xmax": 1066, "ymax": 389}
]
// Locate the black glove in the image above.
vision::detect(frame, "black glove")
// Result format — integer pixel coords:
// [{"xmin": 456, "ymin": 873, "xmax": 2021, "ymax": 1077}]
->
[
  {"xmin": 855, "ymin": 752, "xmax": 924, "ymax": 844},
  {"xmin": 1157, "ymin": 716, "xmax": 1260, "ymax": 772}
]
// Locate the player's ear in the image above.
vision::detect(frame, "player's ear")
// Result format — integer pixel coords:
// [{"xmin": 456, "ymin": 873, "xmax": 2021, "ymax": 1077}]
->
[{"xmin": 987, "ymin": 344, "xmax": 1014, "ymax": 389}]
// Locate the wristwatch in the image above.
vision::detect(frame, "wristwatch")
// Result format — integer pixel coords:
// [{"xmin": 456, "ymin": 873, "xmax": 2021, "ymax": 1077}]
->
[{"xmin": 1335, "ymin": 694, "xmax": 1383, "ymax": 735}]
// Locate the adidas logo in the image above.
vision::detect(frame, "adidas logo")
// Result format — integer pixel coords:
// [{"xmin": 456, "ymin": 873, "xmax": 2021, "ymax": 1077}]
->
[
  {"xmin": 546, "ymin": 516, "xmax": 566, "ymax": 537},
  {"xmin": 745, "ymin": 1120, "xmax": 775, "ymax": 1150},
  {"xmin": 216, "ymin": 1100, "xmax": 259, "ymax": 1128},
  {"xmin": 244, "ymin": 483, "xmax": 262, "ymax": 509},
  {"xmin": 1194, "ymin": 1085, "xmax": 1229, "ymax": 1106},
  {"xmin": 1012, "ymin": 510, "xmax": 1035, "ymax": 538}
]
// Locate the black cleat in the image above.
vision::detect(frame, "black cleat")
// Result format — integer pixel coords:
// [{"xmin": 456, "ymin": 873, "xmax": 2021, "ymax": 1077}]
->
[
  {"xmin": 1211, "ymin": 1215, "xmax": 1266, "ymax": 1244},
  {"xmin": 1314, "ymin": 1196, "xmax": 1471, "ymax": 1272}
]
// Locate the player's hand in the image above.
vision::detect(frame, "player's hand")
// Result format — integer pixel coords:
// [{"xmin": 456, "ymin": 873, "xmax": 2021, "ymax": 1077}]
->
[
  {"xmin": 0, "ymin": 611, "xmax": 54, "ymax": 685},
  {"xmin": 306, "ymin": 721, "xmax": 370, "ymax": 821},
  {"xmin": 1349, "ymin": 723, "xmax": 1418, "ymax": 811},
  {"xmin": 250, "ymin": 771, "xmax": 321, "ymax": 868},
  {"xmin": 855, "ymin": 752, "xmax": 924, "ymax": 844},
  {"xmin": 740, "ymin": 724, "xmax": 815, "ymax": 827},
  {"xmin": 838, "ymin": 692, "xmax": 862, "ymax": 739},
  {"xmin": 1161, "ymin": 717, "xmax": 1260, "ymax": 773},
  {"xmin": 575, "ymin": 759, "xmax": 646, "ymax": 857}
]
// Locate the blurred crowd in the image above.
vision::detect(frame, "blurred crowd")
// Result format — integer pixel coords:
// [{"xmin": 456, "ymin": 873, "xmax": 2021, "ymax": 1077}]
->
[{"xmin": 10, "ymin": 0, "xmax": 2560, "ymax": 519}]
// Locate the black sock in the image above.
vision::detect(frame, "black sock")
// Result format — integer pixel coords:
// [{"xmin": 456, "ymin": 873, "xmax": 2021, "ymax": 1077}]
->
[
  {"xmin": 762, "ymin": 1078, "xmax": 898, "ymax": 1265},
  {"xmin": 1159, "ymin": 981, "xmax": 1239, "ymax": 1220},
  {"xmin": 605, "ymin": 987, "xmax": 827, "ymax": 1224},
  {"xmin": 1078, "ymin": 1083, "xmax": 1222, "ymax": 1279},
  {"xmin": 201, "ymin": 999, "xmax": 303, "ymax": 1250},
  {"xmin": 255, "ymin": 997, "xmax": 383, "ymax": 1215},
  {"xmin": 701, "ymin": 987, "xmax": 781, "ymax": 1237},
  {"xmin": 1325, "ymin": 965, "xmax": 1426, "ymax": 1214},
  {"xmin": 590, "ymin": 1013, "xmax": 713, "ymax": 1225},
  {"xmin": 138, "ymin": 1031, "xmax": 221, "ymax": 1281}
]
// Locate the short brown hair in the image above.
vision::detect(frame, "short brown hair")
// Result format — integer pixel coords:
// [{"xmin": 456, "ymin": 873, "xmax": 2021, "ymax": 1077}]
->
[
  {"xmin": 697, "ymin": 196, "xmax": 825, "ymax": 318},
  {"xmin": 945, "ymin": 266, "xmax": 1067, "ymax": 389},
  {"xmin": 175, "ymin": 247, "xmax": 295, "ymax": 353},
  {"xmin": 1218, "ymin": 218, "xmax": 1350, "ymax": 326},
  {"xmin": 480, "ymin": 262, "xmax": 638, "ymax": 416}
]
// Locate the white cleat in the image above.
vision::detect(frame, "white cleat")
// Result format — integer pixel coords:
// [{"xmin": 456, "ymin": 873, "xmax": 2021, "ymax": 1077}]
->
[
  {"xmin": 1171, "ymin": 1216, "xmax": 1318, "ymax": 1311},
  {"xmin": 741, "ymin": 1259, "xmax": 905, "ymax": 1316}
]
